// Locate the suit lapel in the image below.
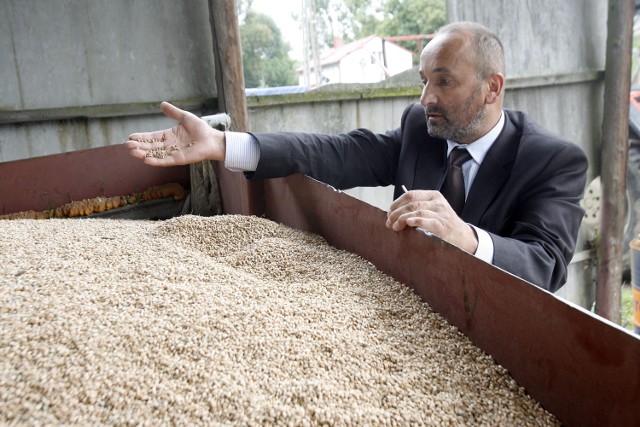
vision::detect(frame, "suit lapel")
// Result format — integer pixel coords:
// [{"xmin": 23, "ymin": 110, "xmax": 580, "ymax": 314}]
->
[{"xmin": 461, "ymin": 114, "xmax": 519, "ymax": 223}]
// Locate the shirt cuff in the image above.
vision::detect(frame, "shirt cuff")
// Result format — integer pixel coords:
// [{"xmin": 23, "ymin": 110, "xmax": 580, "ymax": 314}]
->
[
  {"xmin": 470, "ymin": 225, "xmax": 494, "ymax": 264},
  {"xmin": 224, "ymin": 131, "xmax": 260, "ymax": 171}
]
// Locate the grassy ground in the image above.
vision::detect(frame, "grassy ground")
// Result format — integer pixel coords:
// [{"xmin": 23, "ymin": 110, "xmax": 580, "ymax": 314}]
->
[{"xmin": 621, "ymin": 284, "xmax": 636, "ymax": 332}]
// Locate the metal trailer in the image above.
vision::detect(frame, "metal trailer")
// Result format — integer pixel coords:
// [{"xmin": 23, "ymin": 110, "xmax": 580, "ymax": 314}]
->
[{"xmin": 0, "ymin": 144, "xmax": 638, "ymax": 427}]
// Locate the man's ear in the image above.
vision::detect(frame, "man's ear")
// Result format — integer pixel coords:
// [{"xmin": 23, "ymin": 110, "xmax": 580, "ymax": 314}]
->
[{"xmin": 485, "ymin": 73, "xmax": 505, "ymax": 104}]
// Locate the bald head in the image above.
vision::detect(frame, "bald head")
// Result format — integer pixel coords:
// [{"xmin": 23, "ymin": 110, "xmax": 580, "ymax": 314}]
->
[{"xmin": 435, "ymin": 22, "xmax": 506, "ymax": 81}]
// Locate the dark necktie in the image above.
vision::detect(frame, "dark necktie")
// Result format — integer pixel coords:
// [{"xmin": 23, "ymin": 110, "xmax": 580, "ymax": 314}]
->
[{"xmin": 440, "ymin": 148, "xmax": 472, "ymax": 215}]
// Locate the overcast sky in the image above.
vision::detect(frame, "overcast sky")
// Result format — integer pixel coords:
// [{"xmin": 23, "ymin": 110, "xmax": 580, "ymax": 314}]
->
[{"xmin": 252, "ymin": 0, "xmax": 305, "ymax": 61}]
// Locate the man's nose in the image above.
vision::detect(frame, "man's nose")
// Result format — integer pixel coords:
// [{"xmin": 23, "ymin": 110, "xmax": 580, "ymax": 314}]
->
[{"xmin": 420, "ymin": 84, "xmax": 436, "ymax": 107}]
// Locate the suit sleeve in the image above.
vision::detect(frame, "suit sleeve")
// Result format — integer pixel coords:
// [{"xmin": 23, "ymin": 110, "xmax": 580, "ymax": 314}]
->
[
  {"xmin": 245, "ymin": 130, "xmax": 400, "ymax": 189},
  {"xmin": 245, "ymin": 105, "xmax": 419, "ymax": 190},
  {"xmin": 489, "ymin": 142, "xmax": 588, "ymax": 292}
]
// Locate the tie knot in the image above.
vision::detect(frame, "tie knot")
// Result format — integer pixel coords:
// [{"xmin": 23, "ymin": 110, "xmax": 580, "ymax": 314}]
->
[{"xmin": 449, "ymin": 148, "xmax": 471, "ymax": 167}]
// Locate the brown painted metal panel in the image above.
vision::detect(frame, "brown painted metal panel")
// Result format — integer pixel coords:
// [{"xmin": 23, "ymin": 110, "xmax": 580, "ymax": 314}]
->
[
  {"xmin": 0, "ymin": 145, "xmax": 189, "ymax": 215},
  {"xmin": 263, "ymin": 174, "xmax": 640, "ymax": 427},
  {"xmin": 212, "ymin": 163, "xmax": 265, "ymax": 216}
]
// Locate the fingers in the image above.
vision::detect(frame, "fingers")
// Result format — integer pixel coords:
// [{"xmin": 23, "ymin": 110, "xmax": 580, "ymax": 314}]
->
[
  {"xmin": 160, "ymin": 101, "xmax": 186, "ymax": 122},
  {"xmin": 385, "ymin": 189, "xmax": 478, "ymax": 250},
  {"xmin": 127, "ymin": 132, "xmax": 168, "ymax": 144},
  {"xmin": 386, "ymin": 190, "xmax": 450, "ymax": 231},
  {"xmin": 161, "ymin": 101, "xmax": 201, "ymax": 129},
  {"xmin": 126, "ymin": 101, "xmax": 186, "ymax": 145},
  {"xmin": 125, "ymin": 145, "xmax": 180, "ymax": 166},
  {"xmin": 125, "ymin": 103, "xmax": 178, "ymax": 162},
  {"xmin": 125, "ymin": 129, "xmax": 179, "ymax": 166},
  {"xmin": 387, "ymin": 190, "xmax": 432, "ymax": 224},
  {"xmin": 126, "ymin": 134, "xmax": 168, "ymax": 150},
  {"xmin": 389, "ymin": 189, "xmax": 439, "ymax": 212},
  {"xmin": 126, "ymin": 133, "xmax": 165, "ymax": 155},
  {"xmin": 388, "ymin": 210, "xmax": 439, "ymax": 231}
]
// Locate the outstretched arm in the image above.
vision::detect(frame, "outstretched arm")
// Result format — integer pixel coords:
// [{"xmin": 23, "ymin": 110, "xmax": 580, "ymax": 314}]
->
[{"xmin": 126, "ymin": 102, "xmax": 225, "ymax": 166}]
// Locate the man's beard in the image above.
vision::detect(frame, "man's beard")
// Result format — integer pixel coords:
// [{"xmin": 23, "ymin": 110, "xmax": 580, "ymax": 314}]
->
[{"xmin": 425, "ymin": 87, "xmax": 487, "ymax": 143}]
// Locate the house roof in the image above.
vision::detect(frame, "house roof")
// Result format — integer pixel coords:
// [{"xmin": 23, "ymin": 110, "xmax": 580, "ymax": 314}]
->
[
  {"xmin": 320, "ymin": 35, "xmax": 380, "ymax": 66},
  {"xmin": 298, "ymin": 35, "xmax": 413, "ymax": 72}
]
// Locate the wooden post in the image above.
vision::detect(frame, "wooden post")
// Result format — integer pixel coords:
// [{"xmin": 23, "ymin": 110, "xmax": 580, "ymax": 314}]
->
[
  {"xmin": 208, "ymin": 0, "xmax": 265, "ymax": 216},
  {"xmin": 596, "ymin": 0, "xmax": 634, "ymax": 323}
]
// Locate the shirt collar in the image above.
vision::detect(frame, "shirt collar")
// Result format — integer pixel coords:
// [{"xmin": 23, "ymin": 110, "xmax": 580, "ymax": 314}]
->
[{"xmin": 447, "ymin": 110, "xmax": 505, "ymax": 164}]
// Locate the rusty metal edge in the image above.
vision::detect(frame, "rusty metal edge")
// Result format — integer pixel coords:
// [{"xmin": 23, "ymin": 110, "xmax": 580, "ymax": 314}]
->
[
  {"xmin": 0, "ymin": 144, "xmax": 189, "ymax": 215},
  {"xmin": 262, "ymin": 174, "xmax": 640, "ymax": 427}
]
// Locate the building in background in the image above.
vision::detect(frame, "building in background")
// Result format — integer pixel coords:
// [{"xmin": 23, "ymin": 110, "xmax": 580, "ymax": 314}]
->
[{"xmin": 298, "ymin": 36, "xmax": 414, "ymax": 87}]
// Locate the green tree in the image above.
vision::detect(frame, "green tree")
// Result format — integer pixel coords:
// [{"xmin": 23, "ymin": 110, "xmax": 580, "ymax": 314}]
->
[
  {"xmin": 236, "ymin": 0, "xmax": 253, "ymax": 22},
  {"xmin": 312, "ymin": 0, "xmax": 446, "ymax": 57},
  {"xmin": 239, "ymin": 12, "xmax": 298, "ymax": 88},
  {"xmin": 377, "ymin": 1, "xmax": 445, "ymax": 42},
  {"xmin": 377, "ymin": 0, "xmax": 446, "ymax": 63}
]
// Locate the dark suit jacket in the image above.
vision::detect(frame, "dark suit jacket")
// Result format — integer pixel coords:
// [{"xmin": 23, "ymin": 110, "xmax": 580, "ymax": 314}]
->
[{"xmin": 248, "ymin": 103, "xmax": 588, "ymax": 292}]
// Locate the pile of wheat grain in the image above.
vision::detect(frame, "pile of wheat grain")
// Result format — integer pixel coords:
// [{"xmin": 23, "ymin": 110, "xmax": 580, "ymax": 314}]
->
[{"xmin": 0, "ymin": 215, "xmax": 558, "ymax": 426}]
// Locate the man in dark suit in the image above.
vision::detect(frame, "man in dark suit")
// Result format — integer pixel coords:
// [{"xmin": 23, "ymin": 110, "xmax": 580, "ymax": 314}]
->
[{"xmin": 126, "ymin": 22, "xmax": 588, "ymax": 293}]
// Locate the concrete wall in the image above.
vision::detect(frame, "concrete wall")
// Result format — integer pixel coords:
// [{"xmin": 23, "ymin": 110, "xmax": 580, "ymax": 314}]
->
[{"xmin": 0, "ymin": 0, "xmax": 218, "ymax": 162}]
